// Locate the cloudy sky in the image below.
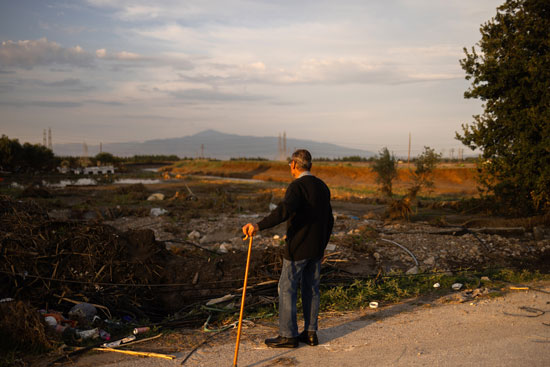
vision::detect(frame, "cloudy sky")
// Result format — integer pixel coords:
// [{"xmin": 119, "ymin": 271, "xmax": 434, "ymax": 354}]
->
[{"xmin": 0, "ymin": 0, "xmax": 502, "ymax": 156}]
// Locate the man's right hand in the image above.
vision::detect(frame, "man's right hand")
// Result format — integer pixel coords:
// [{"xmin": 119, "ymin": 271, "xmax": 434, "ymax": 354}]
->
[{"xmin": 242, "ymin": 223, "xmax": 259, "ymax": 237}]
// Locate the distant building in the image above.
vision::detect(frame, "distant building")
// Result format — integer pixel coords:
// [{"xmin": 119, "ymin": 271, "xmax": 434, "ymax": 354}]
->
[{"xmin": 57, "ymin": 166, "xmax": 115, "ymax": 175}]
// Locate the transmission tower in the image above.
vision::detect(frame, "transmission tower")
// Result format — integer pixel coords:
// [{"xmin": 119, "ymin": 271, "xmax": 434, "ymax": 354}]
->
[{"xmin": 47, "ymin": 128, "xmax": 52, "ymax": 150}]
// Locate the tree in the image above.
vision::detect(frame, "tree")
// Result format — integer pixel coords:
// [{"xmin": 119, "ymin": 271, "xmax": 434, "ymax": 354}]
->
[
  {"xmin": 457, "ymin": 0, "xmax": 550, "ymax": 213},
  {"xmin": 95, "ymin": 152, "xmax": 117, "ymax": 165},
  {"xmin": 372, "ymin": 147, "xmax": 398, "ymax": 198},
  {"xmin": 0, "ymin": 135, "xmax": 22, "ymax": 170},
  {"xmin": 408, "ymin": 146, "xmax": 441, "ymax": 200}
]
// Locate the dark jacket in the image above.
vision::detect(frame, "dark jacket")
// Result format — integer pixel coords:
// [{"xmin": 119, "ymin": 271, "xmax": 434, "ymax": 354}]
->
[{"xmin": 257, "ymin": 174, "xmax": 334, "ymax": 261}]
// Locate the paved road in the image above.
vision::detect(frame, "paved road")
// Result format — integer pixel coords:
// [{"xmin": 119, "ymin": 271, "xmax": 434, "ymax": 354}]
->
[{"xmin": 73, "ymin": 282, "xmax": 550, "ymax": 367}]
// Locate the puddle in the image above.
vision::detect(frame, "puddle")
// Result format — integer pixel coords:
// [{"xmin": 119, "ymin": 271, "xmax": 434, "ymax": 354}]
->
[
  {"xmin": 115, "ymin": 178, "xmax": 162, "ymax": 185},
  {"xmin": 193, "ymin": 175, "xmax": 264, "ymax": 184},
  {"xmin": 44, "ymin": 178, "xmax": 98, "ymax": 188}
]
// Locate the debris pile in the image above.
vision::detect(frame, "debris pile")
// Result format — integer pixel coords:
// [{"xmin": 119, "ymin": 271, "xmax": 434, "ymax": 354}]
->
[{"xmin": 0, "ymin": 196, "xmax": 280, "ymax": 323}]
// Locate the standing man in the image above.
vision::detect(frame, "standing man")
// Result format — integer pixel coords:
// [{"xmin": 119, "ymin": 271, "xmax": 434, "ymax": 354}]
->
[{"xmin": 242, "ymin": 149, "xmax": 334, "ymax": 348}]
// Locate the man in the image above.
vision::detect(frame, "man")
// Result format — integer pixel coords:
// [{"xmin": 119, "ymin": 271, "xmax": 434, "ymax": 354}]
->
[{"xmin": 242, "ymin": 149, "xmax": 334, "ymax": 348}]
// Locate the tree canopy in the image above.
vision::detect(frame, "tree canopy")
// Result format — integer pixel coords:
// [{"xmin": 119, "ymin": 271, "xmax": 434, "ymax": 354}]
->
[{"xmin": 457, "ymin": 0, "xmax": 550, "ymax": 213}]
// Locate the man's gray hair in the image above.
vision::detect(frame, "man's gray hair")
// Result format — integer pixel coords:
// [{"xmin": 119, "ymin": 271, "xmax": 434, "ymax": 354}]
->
[{"xmin": 291, "ymin": 149, "xmax": 312, "ymax": 171}]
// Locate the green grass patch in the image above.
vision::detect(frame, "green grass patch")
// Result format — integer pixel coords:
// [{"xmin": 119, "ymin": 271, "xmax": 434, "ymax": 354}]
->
[{"xmin": 317, "ymin": 268, "xmax": 550, "ymax": 312}]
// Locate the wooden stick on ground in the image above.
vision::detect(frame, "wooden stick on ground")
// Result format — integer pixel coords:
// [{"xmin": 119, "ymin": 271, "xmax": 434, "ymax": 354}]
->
[{"xmin": 93, "ymin": 347, "xmax": 175, "ymax": 360}]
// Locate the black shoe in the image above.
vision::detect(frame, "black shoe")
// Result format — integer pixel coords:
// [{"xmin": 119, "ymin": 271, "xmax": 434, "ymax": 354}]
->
[
  {"xmin": 298, "ymin": 330, "xmax": 318, "ymax": 346},
  {"xmin": 265, "ymin": 335, "xmax": 298, "ymax": 348}
]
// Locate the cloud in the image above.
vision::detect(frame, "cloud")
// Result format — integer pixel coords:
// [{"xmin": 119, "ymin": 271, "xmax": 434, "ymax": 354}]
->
[
  {"xmin": 0, "ymin": 100, "xmax": 82, "ymax": 108},
  {"xmin": 0, "ymin": 38, "xmax": 94, "ymax": 69},
  {"xmin": 169, "ymin": 88, "xmax": 268, "ymax": 103},
  {"xmin": 179, "ymin": 58, "xmax": 458, "ymax": 88}
]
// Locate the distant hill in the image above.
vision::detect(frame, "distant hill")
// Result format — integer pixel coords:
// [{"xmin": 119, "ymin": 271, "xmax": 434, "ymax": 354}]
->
[{"xmin": 53, "ymin": 130, "xmax": 374, "ymax": 159}]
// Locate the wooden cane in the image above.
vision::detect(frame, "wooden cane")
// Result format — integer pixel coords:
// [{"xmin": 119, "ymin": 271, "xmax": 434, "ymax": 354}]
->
[{"xmin": 233, "ymin": 234, "xmax": 253, "ymax": 367}]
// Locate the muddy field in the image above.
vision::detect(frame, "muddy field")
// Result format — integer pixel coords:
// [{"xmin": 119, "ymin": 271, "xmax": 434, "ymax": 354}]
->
[{"xmin": 1, "ymin": 164, "xmax": 550, "ymax": 364}]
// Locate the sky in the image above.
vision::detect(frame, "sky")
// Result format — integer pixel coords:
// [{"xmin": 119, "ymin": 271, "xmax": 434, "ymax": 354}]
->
[{"xmin": 0, "ymin": 0, "xmax": 503, "ymax": 157}]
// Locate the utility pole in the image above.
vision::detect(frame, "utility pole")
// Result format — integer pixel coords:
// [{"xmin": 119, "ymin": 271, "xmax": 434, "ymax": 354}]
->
[
  {"xmin": 43, "ymin": 129, "xmax": 47, "ymax": 147},
  {"xmin": 201, "ymin": 144, "xmax": 204, "ymax": 159},
  {"xmin": 99, "ymin": 142, "xmax": 102, "ymax": 153},
  {"xmin": 407, "ymin": 132, "xmax": 411, "ymax": 165},
  {"xmin": 48, "ymin": 128, "xmax": 52, "ymax": 150},
  {"xmin": 283, "ymin": 131, "xmax": 287, "ymax": 158}
]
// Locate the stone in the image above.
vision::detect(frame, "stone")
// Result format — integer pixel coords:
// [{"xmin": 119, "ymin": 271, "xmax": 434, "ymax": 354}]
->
[
  {"xmin": 533, "ymin": 226, "xmax": 547, "ymax": 241},
  {"xmin": 147, "ymin": 193, "xmax": 165, "ymax": 201},
  {"xmin": 423, "ymin": 256, "xmax": 435, "ymax": 265},
  {"xmin": 406, "ymin": 266, "xmax": 419, "ymax": 275},
  {"xmin": 188, "ymin": 230, "xmax": 201, "ymax": 240}
]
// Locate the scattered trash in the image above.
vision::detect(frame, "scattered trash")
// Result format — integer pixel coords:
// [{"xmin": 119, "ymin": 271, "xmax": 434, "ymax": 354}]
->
[
  {"xmin": 133, "ymin": 326, "xmax": 150, "ymax": 335},
  {"xmin": 0, "ymin": 298, "xmax": 14, "ymax": 303},
  {"xmin": 326, "ymin": 243, "xmax": 336, "ymax": 251},
  {"xmin": 103, "ymin": 335, "xmax": 136, "ymax": 348},
  {"xmin": 452, "ymin": 283, "xmax": 463, "ymax": 291},
  {"xmin": 433, "ymin": 283, "xmax": 440, "ymax": 288},
  {"xmin": 44, "ymin": 316, "xmax": 58, "ymax": 326},
  {"xmin": 150, "ymin": 207, "xmax": 168, "ymax": 216},
  {"xmin": 206, "ymin": 294, "xmax": 235, "ymax": 306},
  {"xmin": 68, "ymin": 302, "xmax": 97, "ymax": 326},
  {"xmin": 76, "ymin": 328, "xmax": 99, "ymax": 340},
  {"xmin": 269, "ymin": 203, "xmax": 277, "ymax": 211},
  {"xmin": 369, "ymin": 301, "xmax": 379, "ymax": 309},
  {"xmin": 273, "ymin": 234, "xmax": 280, "ymax": 240},
  {"xmin": 99, "ymin": 329, "xmax": 111, "ymax": 340},
  {"xmin": 147, "ymin": 193, "xmax": 165, "ymax": 201}
]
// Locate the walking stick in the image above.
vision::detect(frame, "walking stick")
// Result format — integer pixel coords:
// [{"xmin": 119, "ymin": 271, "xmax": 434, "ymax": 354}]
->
[{"xmin": 233, "ymin": 234, "xmax": 253, "ymax": 367}]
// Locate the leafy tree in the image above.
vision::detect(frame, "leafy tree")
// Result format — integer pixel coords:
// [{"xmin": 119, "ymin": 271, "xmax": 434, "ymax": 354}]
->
[
  {"xmin": 0, "ymin": 135, "xmax": 56, "ymax": 171},
  {"xmin": 21, "ymin": 143, "xmax": 56, "ymax": 171},
  {"xmin": 95, "ymin": 152, "xmax": 117, "ymax": 165},
  {"xmin": 372, "ymin": 147, "xmax": 398, "ymax": 198},
  {"xmin": 408, "ymin": 146, "xmax": 441, "ymax": 200},
  {"xmin": 457, "ymin": 0, "xmax": 550, "ymax": 213},
  {"xmin": 0, "ymin": 134, "xmax": 23, "ymax": 170}
]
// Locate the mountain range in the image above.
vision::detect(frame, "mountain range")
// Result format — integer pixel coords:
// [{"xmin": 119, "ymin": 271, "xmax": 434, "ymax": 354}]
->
[{"xmin": 53, "ymin": 130, "xmax": 374, "ymax": 160}]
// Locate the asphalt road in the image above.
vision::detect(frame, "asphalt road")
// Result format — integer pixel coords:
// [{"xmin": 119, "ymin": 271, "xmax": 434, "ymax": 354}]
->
[{"xmin": 72, "ymin": 281, "xmax": 550, "ymax": 367}]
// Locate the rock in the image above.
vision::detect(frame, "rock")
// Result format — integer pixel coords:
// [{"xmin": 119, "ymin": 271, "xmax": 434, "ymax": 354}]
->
[
  {"xmin": 423, "ymin": 256, "xmax": 435, "ymax": 265},
  {"xmin": 481, "ymin": 276, "xmax": 491, "ymax": 282},
  {"xmin": 273, "ymin": 234, "xmax": 280, "ymax": 240},
  {"xmin": 452, "ymin": 283, "xmax": 463, "ymax": 291},
  {"xmin": 217, "ymin": 243, "xmax": 229, "ymax": 254},
  {"xmin": 533, "ymin": 226, "xmax": 548, "ymax": 241},
  {"xmin": 406, "ymin": 266, "xmax": 419, "ymax": 275},
  {"xmin": 188, "ymin": 230, "xmax": 201, "ymax": 240},
  {"xmin": 147, "ymin": 193, "xmax": 165, "ymax": 201},
  {"xmin": 150, "ymin": 208, "xmax": 167, "ymax": 216}
]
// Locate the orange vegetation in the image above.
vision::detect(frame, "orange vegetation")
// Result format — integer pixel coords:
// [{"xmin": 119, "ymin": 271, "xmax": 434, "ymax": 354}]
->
[{"xmin": 169, "ymin": 160, "xmax": 479, "ymax": 198}]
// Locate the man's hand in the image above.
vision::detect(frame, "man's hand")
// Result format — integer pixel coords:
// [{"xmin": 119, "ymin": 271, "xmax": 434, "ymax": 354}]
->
[{"xmin": 242, "ymin": 223, "xmax": 259, "ymax": 237}]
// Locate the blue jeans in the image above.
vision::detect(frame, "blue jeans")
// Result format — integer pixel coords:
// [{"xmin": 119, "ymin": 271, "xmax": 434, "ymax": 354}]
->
[{"xmin": 278, "ymin": 258, "xmax": 321, "ymax": 338}]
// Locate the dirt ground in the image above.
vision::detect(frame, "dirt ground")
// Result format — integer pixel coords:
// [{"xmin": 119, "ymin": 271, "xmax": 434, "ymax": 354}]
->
[
  {"xmin": 1, "ymin": 165, "xmax": 550, "ymax": 366},
  {"xmin": 60, "ymin": 281, "xmax": 550, "ymax": 367}
]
